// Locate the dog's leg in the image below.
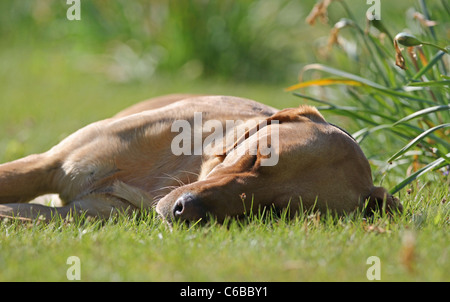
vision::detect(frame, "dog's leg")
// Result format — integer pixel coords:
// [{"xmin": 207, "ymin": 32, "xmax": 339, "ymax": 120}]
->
[
  {"xmin": 0, "ymin": 152, "xmax": 60, "ymax": 204},
  {"xmin": 0, "ymin": 194, "xmax": 134, "ymax": 221},
  {"xmin": 0, "ymin": 203, "xmax": 73, "ymax": 221},
  {"xmin": 0, "ymin": 196, "xmax": 130, "ymax": 221},
  {"xmin": 67, "ymin": 182, "xmax": 156, "ymax": 219}
]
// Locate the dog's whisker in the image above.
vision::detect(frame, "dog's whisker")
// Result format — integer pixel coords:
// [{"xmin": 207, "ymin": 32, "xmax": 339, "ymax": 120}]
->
[
  {"xmin": 153, "ymin": 176, "xmax": 184, "ymax": 188},
  {"xmin": 161, "ymin": 173, "xmax": 187, "ymax": 187},
  {"xmin": 178, "ymin": 170, "xmax": 200, "ymax": 177},
  {"xmin": 150, "ymin": 185, "xmax": 179, "ymax": 193},
  {"xmin": 152, "ymin": 194, "xmax": 166, "ymax": 203}
]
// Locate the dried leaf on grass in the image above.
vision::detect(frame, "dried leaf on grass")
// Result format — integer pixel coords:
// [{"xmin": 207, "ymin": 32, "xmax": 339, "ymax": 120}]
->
[
  {"xmin": 394, "ymin": 39, "xmax": 406, "ymax": 69},
  {"xmin": 306, "ymin": 0, "xmax": 333, "ymax": 25}
]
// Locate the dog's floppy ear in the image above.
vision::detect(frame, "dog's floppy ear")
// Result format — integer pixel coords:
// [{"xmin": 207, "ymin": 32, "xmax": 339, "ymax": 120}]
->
[
  {"xmin": 214, "ymin": 105, "xmax": 325, "ymax": 160},
  {"xmin": 214, "ymin": 118, "xmax": 272, "ymax": 160},
  {"xmin": 267, "ymin": 105, "xmax": 326, "ymax": 124},
  {"xmin": 365, "ymin": 186, "xmax": 403, "ymax": 216}
]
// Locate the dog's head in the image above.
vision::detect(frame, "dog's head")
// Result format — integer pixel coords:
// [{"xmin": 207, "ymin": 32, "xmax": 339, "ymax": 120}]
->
[{"xmin": 156, "ymin": 105, "xmax": 400, "ymax": 224}]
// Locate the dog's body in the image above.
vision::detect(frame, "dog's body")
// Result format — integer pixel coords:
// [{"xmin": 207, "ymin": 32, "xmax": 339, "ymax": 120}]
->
[{"xmin": 0, "ymin": 95, "xmax": 402, "ymax": 222}]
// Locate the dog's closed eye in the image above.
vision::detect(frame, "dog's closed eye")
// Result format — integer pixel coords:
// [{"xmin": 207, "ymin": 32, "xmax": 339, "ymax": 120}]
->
[{"xmin": 205, "ymin": 153, "xmax": 258, "ymax": 179}]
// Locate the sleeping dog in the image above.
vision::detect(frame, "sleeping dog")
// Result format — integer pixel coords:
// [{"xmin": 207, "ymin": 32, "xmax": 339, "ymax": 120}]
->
[{"xmin": 0, "ymin": 94, "xmax": 402, "ymax": 223}]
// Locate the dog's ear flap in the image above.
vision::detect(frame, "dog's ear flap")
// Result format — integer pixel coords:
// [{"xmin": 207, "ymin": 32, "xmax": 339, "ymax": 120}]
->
[
  {"xmin": 214, "ymin": 105, "xmax": 325, "ymax": 159},
  {"xmin": 267, "ymin": 105, "xmax": 326, "ymax": 124},
  {"xmin": 365, "ymin": 186, "xmax": 403, "ymax": 216},
  {"xmin": 214, "ymin": 118, "xmax": 277, "ymax": 160}
]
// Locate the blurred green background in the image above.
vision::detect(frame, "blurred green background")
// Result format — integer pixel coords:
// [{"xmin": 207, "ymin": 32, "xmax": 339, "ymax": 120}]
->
[
  {"xmin": 1, "ymin": 0, "xmax": 423, "ymax": 83},
  {"xmin": 0, "ymin": 0, "xmax": 445, "ymax": 164}
]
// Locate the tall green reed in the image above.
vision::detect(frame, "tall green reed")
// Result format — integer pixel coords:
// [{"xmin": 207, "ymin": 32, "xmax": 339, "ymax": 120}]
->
[{"xmin": 287, "ymin": 0, "xmax": 449, "ymax": 194}]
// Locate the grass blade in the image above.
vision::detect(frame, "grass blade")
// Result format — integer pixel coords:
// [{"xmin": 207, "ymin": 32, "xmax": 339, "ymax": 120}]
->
[
  {"xmin": 388, "ymin": 123, "xmax": 450, "ymax": 162},
  {"xmin": 394, "ymin": 105, "xmax": 450, "ymax": 125},
  {"xmin": 295, "ymin": 64, "xmax": 436, "ymax": 105},
  {"xmin": 411, "ymin": 51, "xmax": 447, "ymax": 81},
  {"xmin": 389, "ymin": 154, "xmax": 449, "ymax": 194},
  {"xmin": 298, "ymin": 64, "xmax": 387, "ymax": 89},
  {"xmin": 285, "ymin": 78, "xmax": 362, "ymax": 91},
  {"xmin": 406, "ymin": 80, "xmax": 450, "ymax": 87},
  {"xmin": 352, "ymin": 124, "xmax": 393, "ymax": 142}
]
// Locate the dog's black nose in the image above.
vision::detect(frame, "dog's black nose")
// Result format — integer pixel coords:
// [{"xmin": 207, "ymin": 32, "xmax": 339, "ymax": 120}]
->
[{"xmin": 172, "ymin": 193, "xmax": 205, "ymax": 222}]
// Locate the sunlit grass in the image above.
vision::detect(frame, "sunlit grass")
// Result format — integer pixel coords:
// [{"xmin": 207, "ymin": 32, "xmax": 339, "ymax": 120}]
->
[{"xmin": 0, "ymin": 182, "xmax": 448, "ymax": 281}]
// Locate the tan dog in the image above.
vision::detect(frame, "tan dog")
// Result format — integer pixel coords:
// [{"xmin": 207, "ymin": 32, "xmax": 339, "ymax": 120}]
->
[{"xmin": 0, "ymin": 94, "xmax": 402, "ymax": 222}]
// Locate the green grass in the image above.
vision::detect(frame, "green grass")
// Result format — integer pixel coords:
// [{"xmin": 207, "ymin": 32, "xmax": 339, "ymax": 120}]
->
[{"xmin": 0, "ymin": 183, "xmax": 448, "ymax": 282}]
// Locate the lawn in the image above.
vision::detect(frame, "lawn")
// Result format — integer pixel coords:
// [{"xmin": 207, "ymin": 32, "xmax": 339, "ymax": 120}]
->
[
  {"xmin": 0, "ymin": 184, "xmax": 448, "ymax": 282},
  {"xmin": 0, "ymin": 0, "xmax": 448, "ymax": 283}
]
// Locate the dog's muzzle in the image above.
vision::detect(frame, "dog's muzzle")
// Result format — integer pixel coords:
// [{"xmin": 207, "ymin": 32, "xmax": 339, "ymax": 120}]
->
[
  {"xmin": 173, "ymin": 193, "xmax": 202, "ymax": 220},
  {"xmin": 156, "ymin": 192, "xmax": 207, "ymax": 224}
]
